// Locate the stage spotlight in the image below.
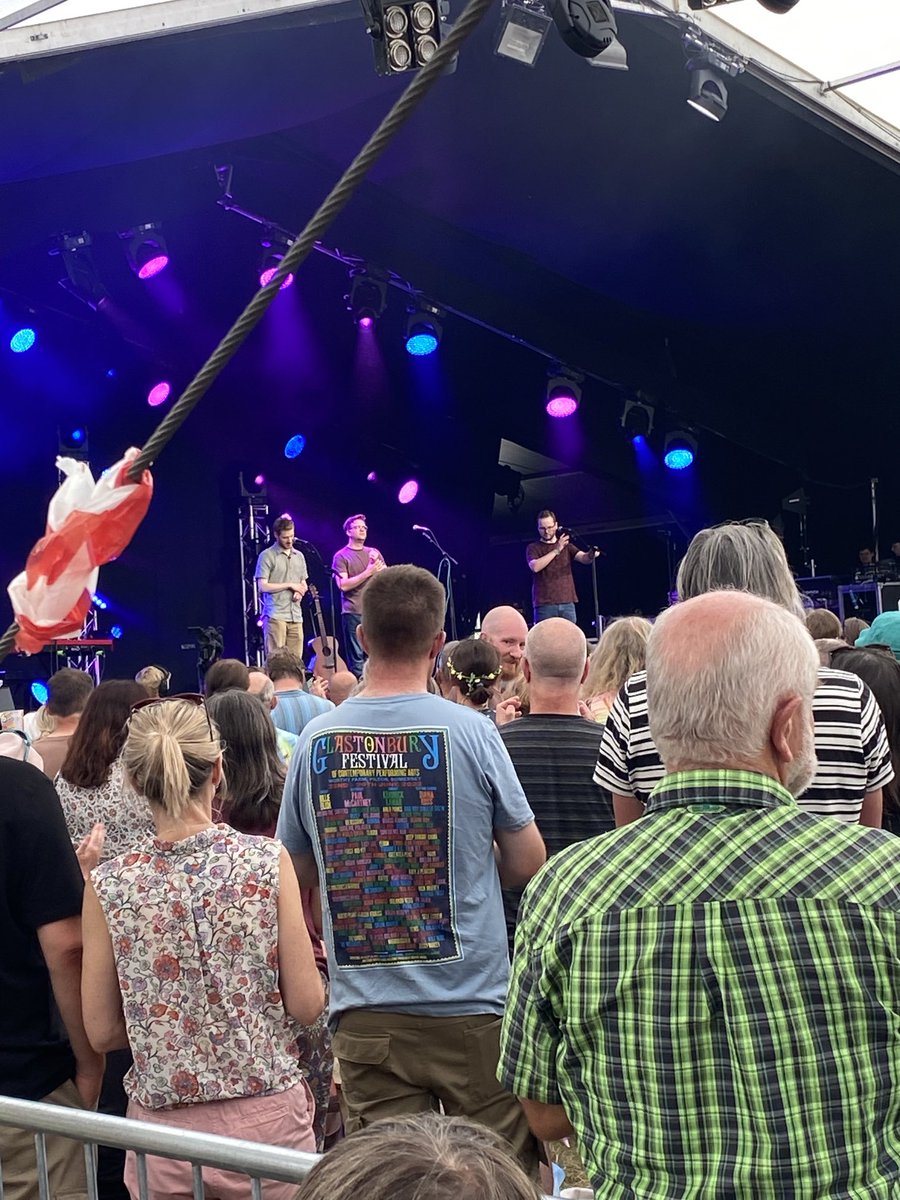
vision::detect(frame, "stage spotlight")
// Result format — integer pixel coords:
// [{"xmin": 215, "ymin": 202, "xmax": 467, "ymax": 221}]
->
[
  {"xmin": 366, "ymin": 0, "xmax": 444, "ymax": 75},
  {"xmin": 284, "ymin": 434, "xmax": 306, "ymax": 459},
  {"xmin": 239, "ymin": 471, "xmax": 267, "ymax": 498},
  {"xmin": 621, "ymin": 399, "xmax": 654, "ymax": 442},
  {"xmin": 547, "ymin": 0, "xmax": 620, "ymax": 59},
  {"xmin": 9, "ymin": 327, "xmax": 36, "ymax": 353},
  {"xmin": 92, "ymin": 593, "xmax": 109, "ymax": 610},
  {"xmin": 147, "ymin": 381, "xmax": 171, "ymax": 407},
  {"xmin": 55, "ymin": 232, "xmax": 109, "ymax": 311},
  {"xmin": 367, "ymin": 471, "xmax": 378, "ymax": 482},
  {"xmin": 110, "ymin": 624, "xmax": 123, "ymax": 640},
  {"xmin": 254, "ymin": 474, "xmax": 265, "ymax": 487},
  {"xmin": 687, "ymin": 64, "xmax": 728, "ymax": 121},
  {"xmin": 546, "ymin": 370, "xmax": 582, "ymax": 418},
  {"xmin": 398, "ymin": 479, "xmax": 420, "ymax": 504},
  {"xmin": 259, "ymin": 232, "xmax": 295, "ymax": 290},
  {"xmin": 494, "ymin": 464, "xmax": 525, "ymax": 512},
  {"xmin": 664, "ymin": 430, "xmax": 697, "ymax": 471},
  {"xmin": 58, "ymin": 427, "xmax": 89, "ymax": 459},
  {"xmin": 120, "ymin": 222, "xmax": 169, "ymax": 279},
  {"xmin": 405, "ymin": 302, "xmax": 443, "ymax": 356},
  {"xmin": 587, "ymin": 33, "xmax": 627, "ymax": 70},
  {"xmin": 347, "ymin": 269, "xmax": 387, "ymax": 327},
  {"xmin": 494, "ymin": 1, "xmax": 552, "ymax": 67},
  {"xmin": 30, "ymin": 680, "xmax": 49, "ymax": 705},
  {"xmin": 687, "ymin": 0, "xmax": 799, "ymax": 11}
]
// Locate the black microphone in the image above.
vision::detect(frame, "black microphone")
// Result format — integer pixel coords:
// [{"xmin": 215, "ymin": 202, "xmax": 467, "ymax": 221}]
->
[{"xmin": 413, "ymin": 525, "xmax": 433, "ymax": 534}]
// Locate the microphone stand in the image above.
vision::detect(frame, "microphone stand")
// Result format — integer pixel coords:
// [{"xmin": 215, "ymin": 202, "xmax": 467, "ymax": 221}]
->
[{"xmin": 416, "ymin": 528, "xmax": 459, "ymax": 641}]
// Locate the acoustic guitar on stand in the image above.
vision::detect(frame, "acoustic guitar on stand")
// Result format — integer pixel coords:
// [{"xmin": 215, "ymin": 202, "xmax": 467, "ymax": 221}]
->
[{"xmin": 307, "ymin": 584, "xmax": 348, "ymax": 681}]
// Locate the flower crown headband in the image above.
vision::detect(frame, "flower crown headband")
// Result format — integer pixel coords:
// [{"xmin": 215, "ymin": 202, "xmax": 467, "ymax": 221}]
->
[{"xmin": 447, "ymin": 658, "xmax": 501, "ymax": 687}]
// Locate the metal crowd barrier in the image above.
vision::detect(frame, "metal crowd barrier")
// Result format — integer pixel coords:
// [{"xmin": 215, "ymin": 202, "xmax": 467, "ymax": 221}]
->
[{"xmin": 0, "ymin": 1095, "xmax": 320, "ymax": 1200}]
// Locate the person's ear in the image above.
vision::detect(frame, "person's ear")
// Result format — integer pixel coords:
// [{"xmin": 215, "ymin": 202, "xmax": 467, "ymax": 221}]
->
[
  {"xmin": 211, "ymin": 754, "xmax": 224, "ymax": 788},
  {"xmin": 522, "ymin": 657, "xmax": 533, "ymax": 684},
  {"xmin": 580, "ymin": 658, "xmax": 590, "ymax": 685},
  {"xmin": 430, "ymin": 630, "xmax": 447, "ymax": 663},
  {"xmin": 770, "ymin": 693, "xmax": 803, "ymax": 765},
  {"xmin": 358, "ymin": 625, "xmax": 369, "ymax": 654}
]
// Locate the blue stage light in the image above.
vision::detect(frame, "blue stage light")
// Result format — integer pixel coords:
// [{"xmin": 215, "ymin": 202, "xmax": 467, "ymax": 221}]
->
[
  {"xmin": 31, "ymin": 680, "xmax": 49, "ymax": 705},
  {"xmin": 110, "ymin": 624, "xmax": 123, "ymax": 640},
  {"xmin": 10, "ymin": 327, "xmax": 36, "ymax": 353},
  {"xmin": 284, "ymin": 435, "xmax": 306, "ymax": 459},
  {"xmin": 405, "ymin": 331, "xmax": 438, "ymax": 357},
  {"xmin": 70, "ymin": 428, "xmax": 86, "ymax": 445},
  {"xmin": 663, "ymin": 431, "xmax": 697, "ymax": 471},
  {"xmin": 632, "ymin": 434, "xmax": 644, "ymax": 446}
]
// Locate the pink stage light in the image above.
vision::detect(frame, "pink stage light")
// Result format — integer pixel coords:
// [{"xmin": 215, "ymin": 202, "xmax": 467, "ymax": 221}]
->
[
  {"xmin": 137, "ymin": 254, "xmax": 169, "ymax": 280},
  {"xmin": 147, "ymin": 381, "xmax": 171, "ymax": 407},
  {"xmin": 254, "ymin": 474, "xmax": 265, "ymax": 487},
  {"xmin": 398, "ymin": 480, "xmax": 419, "ymax": 505},
  {"xmin": 260, "ymin": 264, "xmax": 294, "ymax": 290},
  {"xmin": 546, "ymin": 394, "xmax": 578, "ymax": 419}
]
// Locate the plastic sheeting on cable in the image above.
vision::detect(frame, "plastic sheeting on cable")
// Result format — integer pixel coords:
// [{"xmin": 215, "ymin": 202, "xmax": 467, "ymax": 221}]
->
[{"xmin": 8, "ymin": 449, "xmax": 153, "ymax": 654}]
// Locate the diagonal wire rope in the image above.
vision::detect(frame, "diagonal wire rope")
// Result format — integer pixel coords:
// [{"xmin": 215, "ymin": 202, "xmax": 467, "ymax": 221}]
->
[{"xmin": 0, "ymin": 0, "xmax": 496, "ymax": 665}]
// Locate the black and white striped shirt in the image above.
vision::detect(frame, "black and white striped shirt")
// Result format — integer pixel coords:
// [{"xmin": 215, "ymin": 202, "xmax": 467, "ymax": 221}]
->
[{"xmin": 594, "ymin": 668, "xmax": 894, "ymax": 823}]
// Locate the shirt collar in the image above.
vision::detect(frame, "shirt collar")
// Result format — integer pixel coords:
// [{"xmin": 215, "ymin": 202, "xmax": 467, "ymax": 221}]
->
[{"xmin": 646, "ymin": 768, "xmax": 797, "ymax": 815}]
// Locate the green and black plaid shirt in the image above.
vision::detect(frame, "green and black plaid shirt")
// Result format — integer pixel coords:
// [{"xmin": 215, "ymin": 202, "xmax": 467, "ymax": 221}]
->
[{"xmin": 500, "ymin": 769, "xmax": 900, "ymax": 1199}]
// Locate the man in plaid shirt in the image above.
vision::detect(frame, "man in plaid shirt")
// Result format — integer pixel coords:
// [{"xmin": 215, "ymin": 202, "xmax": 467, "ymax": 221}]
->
[{"xmin": 500, "ymin": 589, "xmax": 900, "ymax": 1199}]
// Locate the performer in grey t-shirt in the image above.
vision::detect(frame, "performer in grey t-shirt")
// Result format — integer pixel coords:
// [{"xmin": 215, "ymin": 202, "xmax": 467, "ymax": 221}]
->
[
  {"xmin": 331, "ymin": 513, "xmax": 385, "ymax": 678},
  {"xmin": 255, "ymin": 515, "xmax": 308, "ymax": 658}
]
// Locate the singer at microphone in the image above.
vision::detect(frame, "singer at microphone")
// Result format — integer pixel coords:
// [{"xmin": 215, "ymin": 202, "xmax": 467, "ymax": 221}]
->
[
  {"xmin": 331, "ymin": 513, "xmax": 387, "ymax": 679},
  {"xmin": 526, "ymin": 509, "xmax": 602, "ymax": 626}
]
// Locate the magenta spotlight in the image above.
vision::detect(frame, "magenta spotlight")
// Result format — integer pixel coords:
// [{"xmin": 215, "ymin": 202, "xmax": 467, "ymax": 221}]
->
[
  {"xmin": 260, "ymin": 264, "xmax": 294, "ymax": 291},
  {"xmin": 254, "ymin": 474, "xmax": 265, "ymax": 487},
  {"xmin": 147, "ymin": 381, "xmax": 171, "ymax": 407},
  {"xmin": 359, "ymin": 315, "xmax": 374, "ymax": 329},
  {"xmin": 137, "ymin": 254, "xmax": 169, "ymax": 280},
  {"xmin": 398, "ymin": 480, "xmax": 419, "ymax": 505},
  {"xmin": 367, "ymin": 471, "xmax": 378, "ymax": 482},
  {"xmin": 546, "ymin": 394, "xmax": 578, "ymax": 419}
]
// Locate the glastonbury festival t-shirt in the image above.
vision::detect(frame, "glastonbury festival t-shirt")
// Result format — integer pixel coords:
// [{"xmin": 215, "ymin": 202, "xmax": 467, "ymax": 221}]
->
[{"xmin": 277, "ymin": 693, "xmax": 535, "ymax": 1022}]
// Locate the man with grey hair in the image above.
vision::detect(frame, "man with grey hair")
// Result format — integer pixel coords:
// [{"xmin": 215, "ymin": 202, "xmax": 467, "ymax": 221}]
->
[
  {"xmin": 500, "ymin": 590, "xmax": 900, "ymax": 1198},
  {"xmin": 595, "ymin": 520, "xmax": 892, "ymax": 827},
  {"xmin": 498, "ymin": 618, "xmax": 614, "ymax": 948},
  {"xmin": 247, "ymin": 668, "xmax": 299, "ymax": 763}
]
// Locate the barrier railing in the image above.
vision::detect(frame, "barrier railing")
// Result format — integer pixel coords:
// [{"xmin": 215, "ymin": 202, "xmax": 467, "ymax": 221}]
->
[{"xmin": 0, "ymin": 1095, "xmax": 320, "ymax": 1200}]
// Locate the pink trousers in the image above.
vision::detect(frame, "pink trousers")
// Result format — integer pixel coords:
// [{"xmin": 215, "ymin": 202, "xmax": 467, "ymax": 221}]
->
[{"xmin": 124, "ymin": 1080, "xmax": 316, "ymax": 1200}]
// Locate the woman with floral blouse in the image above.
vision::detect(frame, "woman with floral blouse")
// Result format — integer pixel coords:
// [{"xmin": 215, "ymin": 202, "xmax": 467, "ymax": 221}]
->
[{"xmin": 81, "ymin": 696, "xmax": 324, "ymax": 1200}]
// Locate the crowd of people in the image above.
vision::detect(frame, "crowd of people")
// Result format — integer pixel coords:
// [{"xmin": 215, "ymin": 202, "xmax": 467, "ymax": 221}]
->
[{"xmin": 5, "ymin": 516, "xmax": 900, "ymax": 1199}]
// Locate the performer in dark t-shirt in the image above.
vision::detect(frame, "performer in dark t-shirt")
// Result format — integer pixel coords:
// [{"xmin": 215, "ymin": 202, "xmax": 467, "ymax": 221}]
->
[
  {"xmin": 331, "ymin": 514, "xmax": 386, "ymax": 677},
  {"xmin": 526, "ymin": 510, "xmax": 599, "ymax": 625}
]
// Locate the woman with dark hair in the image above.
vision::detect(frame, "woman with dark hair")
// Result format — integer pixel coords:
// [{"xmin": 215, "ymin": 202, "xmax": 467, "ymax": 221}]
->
[
  {"xmin": 447, "ymin": 638, "xmax": 502, "ymax": 714},
  {"xmin": 831, "ymin": 645, "xmax": 900, "ymax": 834},
  {"xmin": 206, "ymin": 689, "xmax": 284, "ymax": 835},
  {"xmin": 56, "ymin": 679, "xmax": 154, "ymax": 862}
]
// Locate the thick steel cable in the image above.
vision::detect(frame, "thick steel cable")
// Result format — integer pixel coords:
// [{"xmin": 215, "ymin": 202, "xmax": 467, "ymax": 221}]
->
[{"xmin": 0, "ymin": 0, "xmax": 495, "ymax": 664}]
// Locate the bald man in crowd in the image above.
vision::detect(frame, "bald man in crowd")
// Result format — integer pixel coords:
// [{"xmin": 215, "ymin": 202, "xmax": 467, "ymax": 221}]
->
[
  {"xmin": 325, "ymin": 670, "xmax": 357, "ymax": 706},
  {"xmin": 480, "ymin": 607, "xmax": 528, "ymax": 698},
  {"xmin": 501, "ymin": 590, "xmax": 900, "ymax": 1198},
  {"xmin": 498, "ymin": 618, "xmax": 614, "ymax": 949}
]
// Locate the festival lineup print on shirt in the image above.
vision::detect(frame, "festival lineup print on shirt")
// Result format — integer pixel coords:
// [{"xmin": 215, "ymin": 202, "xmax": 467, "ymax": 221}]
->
[{"xmin": 308, "ymin": 727, "xmax": 459, "ymax": 969}]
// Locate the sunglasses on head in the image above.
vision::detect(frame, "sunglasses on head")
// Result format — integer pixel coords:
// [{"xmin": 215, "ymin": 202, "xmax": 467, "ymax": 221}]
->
[{"xmin": 130, "ymin": 693, "xmax": 216, "ymax": 741}]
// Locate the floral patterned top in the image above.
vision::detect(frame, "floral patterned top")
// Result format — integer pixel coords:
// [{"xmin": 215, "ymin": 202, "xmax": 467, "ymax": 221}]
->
[
  {"xmin": 56, "ymin": 757, "xmax": 155, "ymax": 862},
  {"xmin": 92, "ymin": 826, "xmax": 306, "ymax": 1110}
]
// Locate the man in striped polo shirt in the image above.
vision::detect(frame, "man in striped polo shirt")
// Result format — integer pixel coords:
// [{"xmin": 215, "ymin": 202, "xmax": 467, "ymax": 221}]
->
[
  {"xmin": 500, "ymin": 590, "xmax": 900, "ymax": 1198},
  {"xmin": 595, "ymin": 521, "xmax": 892, "ymax": 827}
]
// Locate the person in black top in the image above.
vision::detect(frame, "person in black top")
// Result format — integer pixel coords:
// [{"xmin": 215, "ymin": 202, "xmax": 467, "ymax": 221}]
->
[
  {"xmin": 498, "ymin": 617, "xmax": 614, "ymax": 950},
  {"xmin": 0, "ymin": 757, "xmax": 104, "ymax": 1200}
]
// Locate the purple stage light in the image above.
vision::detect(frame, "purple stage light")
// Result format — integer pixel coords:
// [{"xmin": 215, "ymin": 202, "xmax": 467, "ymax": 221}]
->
[
  {"xmin": 147, "ymin": 381, "xmax": 171, "ymax": 407},
  {"xmin": 260, "ymin": 264, "xmax": 294, "ymax": 291},
  {"xmin": 546, "ymin": 394, "xmax": 578, "ymax": 419},
  {"xmin": 367, "ymin": 471, "xmax": 378, "ymax": 482},
  {"xmin": 137, "ymin": 254, "xmax": 169, "ymax": 280},
  {"xmin": 254, "ymin": 474, "xmax": 265, "ymax": 487},
  {"xmin": 398, "ymin": 480, "xmax": 419, "ymax": 504},
  {"xmin": 359, "ymin": 315, "xmax": 374, "ymax": 329}
]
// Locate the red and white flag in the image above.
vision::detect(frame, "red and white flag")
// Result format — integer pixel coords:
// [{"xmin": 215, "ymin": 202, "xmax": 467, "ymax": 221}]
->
[{"xmin": 8, "ymin": 448, "xmax": 153, "ymax": 654}]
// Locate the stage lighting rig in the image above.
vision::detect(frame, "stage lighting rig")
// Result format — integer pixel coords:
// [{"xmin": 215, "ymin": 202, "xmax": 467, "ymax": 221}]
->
[
  {"xmin": 259, "ymin": 231, "xmax": 295, "ymax": 290},
  {"xmin": 546, "ymin": 0, "xmax": 625, "ymax": 63},
  {"xmin": 621, "ymin": 398, "xmax": 654, "ymax": 441},
  {"xmin": 687, "ymin": 1, "xmax": 799, "ymax": 12},
  {"xmin": 362, "ymin": 0, "xmax": 447, "ymax": 75},
  {"xmin": 494, "ymin": 0, "xmax": 553, "ymax": 67},
  {"xmin": 405, "ymin": 300, "xmax": 443, "ymax": 355},
  {"xmin": 683, "ymin": 27, "xmax": 745, "ymax": 121},
  {"xmin": 53, "ymin": 232, "xmax": 109, "ymax": 312},
  {"xmin": 664, "ymin": 430, "xmax": 697, "ymax": 471},
  {"xmin": 120, "ymin": 221, "xmax": 169, "ymax": 279},
  {"xmin": 347, "ymin": 269, "xmax": 388, "ymax": 327},
  {"xmin": 546, "ymin": 368, "xmax": 582, "ymax": 418}
]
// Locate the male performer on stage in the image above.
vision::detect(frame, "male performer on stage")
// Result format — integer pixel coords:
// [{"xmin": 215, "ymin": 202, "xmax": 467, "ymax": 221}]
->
[
  {"xmin": 332, "ymin": 513, "xmax": 385, "ymax": 677},
  {"xmin": 527, "ymin": 510, "xmax": 599, "ymax": 625},
  {"xmin": 255, "ymin": 515, "xmax": 308, "ymax": 657}
]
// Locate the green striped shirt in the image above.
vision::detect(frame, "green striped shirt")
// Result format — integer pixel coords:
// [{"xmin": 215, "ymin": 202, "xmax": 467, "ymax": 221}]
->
[{"xmin": 499, "ymin": 769, "xmax": 900, "ymax": 1199}]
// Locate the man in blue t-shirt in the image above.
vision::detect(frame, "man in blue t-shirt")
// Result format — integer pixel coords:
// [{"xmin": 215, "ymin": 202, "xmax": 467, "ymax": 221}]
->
[{"xmin": 278, "ymin": 565, "xmax": 545, "ymax": 1173}]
